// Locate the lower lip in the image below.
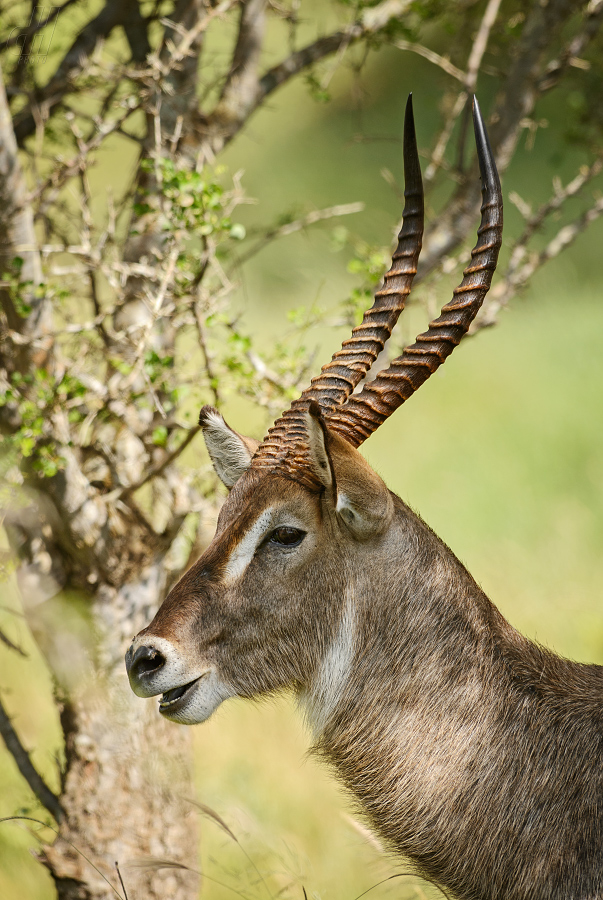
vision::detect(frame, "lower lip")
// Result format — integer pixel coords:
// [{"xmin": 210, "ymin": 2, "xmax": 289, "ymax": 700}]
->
[{"xmin": 158, "ymin": 677, "xmax": 201, "ymax": 715}]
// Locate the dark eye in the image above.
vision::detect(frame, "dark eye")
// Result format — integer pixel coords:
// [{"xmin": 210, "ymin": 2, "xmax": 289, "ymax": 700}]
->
[{"xmin": 268, "ymin": 526, "xmax": 305, "ymax": 547}]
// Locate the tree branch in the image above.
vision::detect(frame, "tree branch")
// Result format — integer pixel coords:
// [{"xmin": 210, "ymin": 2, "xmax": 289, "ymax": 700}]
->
[
  {"xmin": 0, "ymin": 0, "xmax": 78, "ymax": 53},
  {"xmin": 512, "ymin": 154, "xmax": 603, "ymax": 252},
  {"xmin": 475, "ymin": 164, "xmax": 603, "ymax": 331},
  {"xmin": 121, "ymin": 0, "xmax": 152, "ymax": 64},
  {"xmin": 537, "ymin": 0, "xmax": 603, "ymax": 94},
  {"xmin": 0, "ymin": 694, "xmax": 64, "ymax": 822},
  {"xmin": 423, "ymin": 0, "xmax": 501, "ymax": 183},
  {"xmin": 393, "ymin": 39, "xmax": 465, "ymax": 83},
  {"xmin": 0, "ymin": 62, "xmax": 46, "ymax": 362},
  {"xmin": 9, "ymin": 0, "xmax": 39, "ymax": 89},
  {"xmin": 203, "ymin": 0, "xmax": 413, "ymax": 154},
  {"xmin": 231, "ymin": 201, "xmax": 364, "ymax": 269},
  {"xmin": 455, "ymin": 0, "xmax": 503, "ymax": 172},
  {"xmin": 419, "ymin": 0, "xmax": 591, "ymax": 279},
  {"xmin": 213, "ymin": 0, "xmax": 267, "ymax": 136},
  {"xmin": 118, "ymin": 425, "xmax": 202, "ymax": 499},
  {"xmin": 0, "ymin": 626, "xmax": 27, "ymax": 657},
  {"xmin": 12, "ymin": 0, "xmax": 127, "ymax": 146}
]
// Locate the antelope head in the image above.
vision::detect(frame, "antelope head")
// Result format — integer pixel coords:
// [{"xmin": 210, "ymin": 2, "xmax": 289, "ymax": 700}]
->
[{"xmin": 125, "ymin": 97, "xmax": 502, "ymax": 729}]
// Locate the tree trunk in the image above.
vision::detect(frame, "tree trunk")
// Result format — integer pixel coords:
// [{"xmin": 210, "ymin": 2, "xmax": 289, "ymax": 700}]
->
[{"xmin": 38, "ymin": 565, "xmax": 199, "ymax": 900}]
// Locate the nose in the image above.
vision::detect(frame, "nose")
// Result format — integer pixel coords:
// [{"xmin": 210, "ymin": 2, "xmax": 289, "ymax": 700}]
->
[{"xmin": 125, "ymin": 643, "xmax": 166, "ymax": 695}]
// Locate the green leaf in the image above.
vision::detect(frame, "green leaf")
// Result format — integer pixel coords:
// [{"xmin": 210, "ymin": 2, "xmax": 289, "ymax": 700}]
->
[
  {"xmin": 19, "ymin": 436, "xmax": 35, "ymax": 457},
  {"xmin": 230, "ymin": 223, "xmax": 246, "ymax": 240},
  {"xmin": 152, "ymin": 426, "xmax": 169, "ymax": 447}
]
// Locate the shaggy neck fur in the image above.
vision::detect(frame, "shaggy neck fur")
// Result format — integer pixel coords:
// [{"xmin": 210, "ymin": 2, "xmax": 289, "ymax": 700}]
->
[{"xmin": 310, "ymin": 496, "xmax": 603, "ymax": 900}]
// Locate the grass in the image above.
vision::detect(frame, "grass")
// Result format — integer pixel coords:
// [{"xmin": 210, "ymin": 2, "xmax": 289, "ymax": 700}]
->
[
  {"xmin": 2, "ymin": 21, "xmax": 603, "ymax": 898},
  {"xmin": 2, "ymin": 275, "xmax": 602, "ymax": 899}
]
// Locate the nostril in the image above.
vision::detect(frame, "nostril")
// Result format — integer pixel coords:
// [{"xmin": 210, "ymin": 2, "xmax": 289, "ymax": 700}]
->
[{"xmin": 131, "ymin": 645, "xmax": 166, "ymax": 679}]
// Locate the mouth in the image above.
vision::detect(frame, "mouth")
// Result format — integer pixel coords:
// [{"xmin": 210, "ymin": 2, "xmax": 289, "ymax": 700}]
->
[{"xmin": 159, "ymin": 677, "xmax": 202, "ymax": 714}]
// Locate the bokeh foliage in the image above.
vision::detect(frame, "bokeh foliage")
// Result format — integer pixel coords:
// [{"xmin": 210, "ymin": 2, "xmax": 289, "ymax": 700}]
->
[{"xmin": 1, "ymin": 1, "xmax": 603, "ymax": 898}]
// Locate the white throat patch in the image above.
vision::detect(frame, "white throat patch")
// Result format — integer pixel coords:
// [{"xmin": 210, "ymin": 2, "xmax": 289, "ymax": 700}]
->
[{"xmin": 302, "ymin": 593, "xmax": 356, "ymax": 737}]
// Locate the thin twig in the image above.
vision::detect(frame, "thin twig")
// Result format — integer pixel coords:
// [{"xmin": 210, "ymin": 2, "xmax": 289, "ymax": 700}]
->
[
  {"xmin": 119, "ymin": 245, "xmax": 180, "ymax": 393},
  {"xmin": 425, "ymin": 0, "xmax": 502, "ymax": 182},
  {"xmin": 0, "ymin": 0, "xmax": 78, "ymax": 52},
  {"xmin": 537, "ymin": 0, "xmax": 603, "ymax": 94},
  {"xmin": 194, "ymin": 304, "xmax": 221, "ymax": 407},
  {"xmin": 456, "ymin": 0, "xmax": 503, "ymax": 171},
  {"xmin": 115, "ymin": 861, "xmax": 129, "ymax": 900},
  {"xmin": 393, "ymin": 40, "xmax": 464, "ymax": 82},
  {"xmin": 117, "ymin": 425, "xmax": 202, "ymax": 500},
  {"xmin": 232, "ymin": 202, "xmax": 364, "ymax": 270},
  {"xmin": 514, "ymin": 155, "xmax": 603, "ymax": 251},
  {"xmin": 0, "ymin": 626, "xmax": 27, "ymax": 657},
  {"xmin": 0, "ymin": 696, "xmax": 64, "ymax": 823},
  {"xmin": 477, "ymin": 192, "xmax": 603, "ymax": 330},
  {"xmin": 253, "ymin": 1, "xmax": 414, "ymax": 122},
  {"xmin": 156, "ymin": 0, "xmax": 240, "ymax": 73},
  {"xmin": 0, "ymin": 817, "xmax": 125, "ymax": 899}
]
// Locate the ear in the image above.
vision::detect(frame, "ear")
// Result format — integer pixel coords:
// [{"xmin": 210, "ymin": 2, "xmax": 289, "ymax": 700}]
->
[
  {"xmin": 199, "ymin": 406, "xmax": 259, "ymax": 489},
  {"xmin": 305, "ymin": 402, "xmax": 394, "ymax": 540}
]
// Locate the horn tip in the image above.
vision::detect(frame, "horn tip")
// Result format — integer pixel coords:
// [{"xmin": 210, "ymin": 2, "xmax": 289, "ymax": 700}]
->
[
  {"xmin": 471, "ymin": 96, "xmax": 501, "ymax": 195},
  {"xmin": 403, "ymin": 91, "xmax": 421, "ymax": 189}
]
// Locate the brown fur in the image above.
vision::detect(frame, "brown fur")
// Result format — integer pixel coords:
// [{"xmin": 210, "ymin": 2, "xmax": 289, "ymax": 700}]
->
[
  {"xmin": 127, "ymin": 416, "xmax": 603, "ymax": 900},
  {"xmin": 124, "ymin": 100, "xmax": 593, "ymax": 897}
]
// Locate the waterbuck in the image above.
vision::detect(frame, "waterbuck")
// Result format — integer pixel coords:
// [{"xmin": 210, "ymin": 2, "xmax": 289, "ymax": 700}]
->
[{"xmin": 126, "ymin": 97, "xmax": 603, "ymax": 900}]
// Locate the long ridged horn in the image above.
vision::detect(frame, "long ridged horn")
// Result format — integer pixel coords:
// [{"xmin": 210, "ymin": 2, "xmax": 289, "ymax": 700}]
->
[
  {"xmin": 252, "ymin": 94, "xmax": 424, "ymax": 474},
  {"xmin": 326, "ymin": 97, "xmax": 503, "ymax": 448}
]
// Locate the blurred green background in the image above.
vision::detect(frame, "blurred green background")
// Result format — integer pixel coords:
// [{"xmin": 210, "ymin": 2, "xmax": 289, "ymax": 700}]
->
[{"xmin": 1, "ymin": 19, "xmax": 603, "ymax": 900}]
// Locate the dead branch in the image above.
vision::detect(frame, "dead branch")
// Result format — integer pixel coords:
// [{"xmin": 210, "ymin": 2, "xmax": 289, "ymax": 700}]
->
[
  {"xmin": 232, "ymin": 201, "xmax": 365, "ymax": 269},
  {"xmin": 424, "ymin": 0, "xmax": 501, "ymax": 182},
  {"xmin": 0, "ymin": 694, "xmax": 64, "ymax": 822},
  {"xmin": 213, "ymin": 0, "xmax": 267, "ymax": 133},
  {"xmin": 0, "ymin": 0, "xmax": 78, "ymax": 53},
  {"xmin": 0, "ymin": 62, "xmax": 46, "ymax": 361},
  {"xmin": 0, "ymin": 626, "xmax": 27, "ymax": 657},
  {"xmin": 419, "ymin": 0, "xmax": 597, "ymax": 279},
  {"xmin": 12, "ymin": 0, "xmax": 138, "ymax": 146},
  {"xmin": 537, "ymin": 0, "xmax": 603, "ymax": 94}
]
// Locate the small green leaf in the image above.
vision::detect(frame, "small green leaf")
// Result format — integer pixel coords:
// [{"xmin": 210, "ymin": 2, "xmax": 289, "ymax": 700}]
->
[
  {"xmin": 19, "ymin": 436, "xmax": 35, "ymax": 457},
  {"xmin": 152, "ymin": 426, "xmax": 168, "ymax": 447},
  {"xmin": 230, "ymin": 223, "xmax": 246, "ymax": 241}
]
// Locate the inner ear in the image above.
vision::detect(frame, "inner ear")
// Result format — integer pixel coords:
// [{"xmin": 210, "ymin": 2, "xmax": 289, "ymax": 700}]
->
[
  {"xmin": 305, "ymin": 402, "xmax": 394, "ymax": 540},
  {"xmin": 199, "ymin": 406, "xmax": 259, "ymax": 489},
  {"xmin": 305, "ymin": 401, "xmax": 335, "ymax": 493}
]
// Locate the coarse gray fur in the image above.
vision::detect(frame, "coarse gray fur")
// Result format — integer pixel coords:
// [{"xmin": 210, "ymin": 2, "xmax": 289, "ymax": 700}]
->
[{"xmin": 127, "ymin": 416, "xmax": 603, "ymax": 900}]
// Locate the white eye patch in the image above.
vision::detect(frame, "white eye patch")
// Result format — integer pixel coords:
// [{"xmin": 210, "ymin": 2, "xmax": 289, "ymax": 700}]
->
[
  {"xmin": 223, "ymin": 508, "xmax": 275, "ymax": 582},
  {"xmin": 222, "ymin": 509, "xmax": 309, "ymax": 582}
]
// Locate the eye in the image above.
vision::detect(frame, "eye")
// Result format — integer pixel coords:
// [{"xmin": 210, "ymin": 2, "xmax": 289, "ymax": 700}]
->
[{"xmin": 268, "ymin": 526, "xmax": 305, "ymax": 547}]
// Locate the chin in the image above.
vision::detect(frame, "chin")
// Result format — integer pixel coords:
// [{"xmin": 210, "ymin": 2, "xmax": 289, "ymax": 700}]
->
[{"xmin": 158, "ymin": 669, "xmax": 233, "ymax": 725}]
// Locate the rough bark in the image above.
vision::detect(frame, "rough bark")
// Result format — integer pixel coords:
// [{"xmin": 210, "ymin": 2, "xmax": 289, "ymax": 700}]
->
[
  {"xmin": 3, "ymin": 463, "xmax": 202, "ymax": 899},
  {"xmin": 40, "ymin": 568, "xmax": 199, "ymax": 900},
  {"xmin": 0, "ymin": 64, "xmax": 48, "ymax": 367},
  {"xmin": 1, "ymin": 3, "xmax": 603, "ymax": 898},
  {"xmin": 1, "ymin": 41, "xmax": 201, "ymax": 893}
]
